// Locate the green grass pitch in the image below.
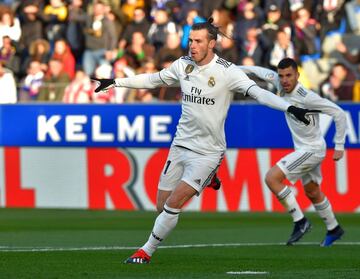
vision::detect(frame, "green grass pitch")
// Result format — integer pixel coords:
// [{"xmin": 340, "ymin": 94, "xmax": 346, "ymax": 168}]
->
[{"xmin": 0, "ymin": 209, "xmax": 359, "ymax": 278}]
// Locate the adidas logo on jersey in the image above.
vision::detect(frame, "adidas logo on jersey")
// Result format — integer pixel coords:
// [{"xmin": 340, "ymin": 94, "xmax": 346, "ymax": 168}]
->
[
  {"xmin": 194, "ymin": 179, "xmax": 201, "ymax": 185},
  {"xmin": 216, "ymin": 58, "xmax": 231, "ymax": 68}
]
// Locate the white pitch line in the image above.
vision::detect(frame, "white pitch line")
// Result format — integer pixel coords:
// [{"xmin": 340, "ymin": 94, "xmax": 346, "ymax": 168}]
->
[
  {"xmin": 227, "ymin": 271, "xmax": 269, "ymax": 275},
  {"xmin": 0, "ymin": 242, "xmax": 359, "ymax": 252}
]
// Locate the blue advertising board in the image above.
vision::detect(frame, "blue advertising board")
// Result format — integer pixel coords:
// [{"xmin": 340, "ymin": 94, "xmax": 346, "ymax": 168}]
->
[{"xmin": 0, "ymin": 103, "xmax": 359, "ymax": 148}]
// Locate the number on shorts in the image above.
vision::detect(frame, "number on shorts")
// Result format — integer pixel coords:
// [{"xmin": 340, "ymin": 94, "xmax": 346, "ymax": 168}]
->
[
  {"xmin": 308, "ymin": 114, "xmax": 316, "ymax": 126},
  {"xmin": 163, "ymin": 160, "xmax": 171, "ymax": 175}
]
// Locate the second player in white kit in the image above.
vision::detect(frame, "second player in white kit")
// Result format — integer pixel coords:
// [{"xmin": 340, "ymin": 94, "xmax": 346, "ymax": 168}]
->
[{"xmin": 240, "ymin": 58, "xmax": 347, "ymax": 246}]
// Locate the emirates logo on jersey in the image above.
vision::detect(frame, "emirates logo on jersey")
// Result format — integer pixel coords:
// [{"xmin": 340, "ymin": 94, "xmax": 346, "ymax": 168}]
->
[
  {"xmin": 183, "ymin": 87, "xmax": 215, "ymax": 105},
  {"xmin": 182, "ymin": 93, "xmax": 215, "ymax": 105},
  {"xmin": 208, "ymin": 77, "xmax": 215, "ymax": 87}
]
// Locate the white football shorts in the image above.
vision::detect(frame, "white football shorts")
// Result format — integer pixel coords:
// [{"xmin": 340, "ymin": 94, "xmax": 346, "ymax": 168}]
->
[
  {"xmin": 276, "ymin": 150, "xmax": 325, "ymax": 185},
  {"xmin": 158, "ymin": 145, "xmax": 224, "ymax": 194}
]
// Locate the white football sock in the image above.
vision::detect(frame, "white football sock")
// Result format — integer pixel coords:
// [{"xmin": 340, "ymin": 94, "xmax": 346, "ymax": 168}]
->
[
  {"xmin": 141, "ymin": 204, "xmax": 180, "ymax": 256},
  {"xmin": 314, "ymin": 197, "xmax": 338, "ymax": 231},
  {"xmin": 277, "ymin": 186, "xmax": 304, "ymax": 222}
]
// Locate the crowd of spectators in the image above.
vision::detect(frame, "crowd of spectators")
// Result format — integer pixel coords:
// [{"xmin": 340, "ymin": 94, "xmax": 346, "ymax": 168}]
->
[{"xmin": 0, "ymin": 0, "xmax": 359, "ymax": 104}]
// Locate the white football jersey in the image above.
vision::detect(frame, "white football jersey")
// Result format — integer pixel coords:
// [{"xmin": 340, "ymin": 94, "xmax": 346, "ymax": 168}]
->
[
  {"xmin": 239, "ymin": 66, "xmax": 347, "ymax": 155},
  {"xmin": 157, "ymin": 55, "xmax": 256, "ymax": 154}
]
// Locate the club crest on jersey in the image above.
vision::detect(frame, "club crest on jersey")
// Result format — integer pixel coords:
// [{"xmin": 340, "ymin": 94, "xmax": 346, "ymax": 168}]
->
[
  {"xmin": 184, "ymin": 64, "xmax": 194, "ymax": 80},
  {"xmin": 208, "ymin": 77, "xmax": 215, "ymax": 87},
  {"xmin": 265, "ymin": 72, "xmax": 275, "ymax": 80}
]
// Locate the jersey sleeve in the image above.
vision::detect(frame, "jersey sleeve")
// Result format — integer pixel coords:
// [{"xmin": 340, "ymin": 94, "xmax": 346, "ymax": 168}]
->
[
  {"xmin": 158, "ymin": 58, "xmax": 182, "ymax": 86},
  {"xmin": 114, "ymin": 58, "xmax": 183, "ymax": 88},
  {"xmin": 226, "ymin": 65, "xmax": 257, "ymax": 95},
  {"xmin": 247, "ymin": 85, "xmax": 289, "ymax": 111},
  {"xmin": 227, "ymin": 65, "xmax": 289, "ymax": 111},
  {"xmin": 305, "ymin": 93, "xmax": 347, "ymax": 150},
  {"xmin": 115, "ymin": 72, "xmax": 164, "ymax": 88},
  {"xmin": 238, "ymin": 66, "xmax": 279, "ymax": 88}
]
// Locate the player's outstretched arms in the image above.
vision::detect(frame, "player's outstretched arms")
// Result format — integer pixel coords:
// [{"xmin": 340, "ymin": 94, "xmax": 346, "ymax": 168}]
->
[
  {"xmin": 287, "ymin": 106, "xmax": 321, "ymax": 125},
  {"xmin": 92, "ymin": 78, "xmax": 115, "ymax": 93}
]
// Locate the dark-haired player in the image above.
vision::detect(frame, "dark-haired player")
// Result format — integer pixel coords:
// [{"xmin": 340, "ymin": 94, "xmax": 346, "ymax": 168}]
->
[
  {"xmin": 240, "ymin": 58, "xmax": 346, "ymax": 246},
  {"xmin": 94, "ymin": 19, "xmax": 318, "ymax": 264}
]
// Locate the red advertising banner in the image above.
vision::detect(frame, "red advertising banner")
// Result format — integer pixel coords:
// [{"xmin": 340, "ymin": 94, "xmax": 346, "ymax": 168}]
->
[{"xmin": 1, "ymin": 147, "xmax": 359, "ymax": 212}]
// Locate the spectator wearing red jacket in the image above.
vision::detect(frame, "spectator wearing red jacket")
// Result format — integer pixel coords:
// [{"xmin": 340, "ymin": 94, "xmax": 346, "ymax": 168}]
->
[{"xmin": 52, "ymin": 39, "xmax": 76, "ymax": 79}]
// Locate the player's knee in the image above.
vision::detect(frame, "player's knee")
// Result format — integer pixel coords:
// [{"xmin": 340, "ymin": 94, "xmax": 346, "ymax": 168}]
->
[
  {"xmin": 305, "ymin": 188, "xmax": 320, "ymax": 200},
  {"xmin": 265, "ymin": 171, "xmax": 276, "ymax": 187}
]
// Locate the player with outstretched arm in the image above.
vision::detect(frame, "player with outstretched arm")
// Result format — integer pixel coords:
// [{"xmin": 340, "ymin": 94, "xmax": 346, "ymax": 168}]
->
[
  {"xmin": 240, "ymin": 58, "xmax": 347, "ymax": 246},
  {"xmin": 93, "ymin": 20, "xmax": 318, "ymax": 264}
]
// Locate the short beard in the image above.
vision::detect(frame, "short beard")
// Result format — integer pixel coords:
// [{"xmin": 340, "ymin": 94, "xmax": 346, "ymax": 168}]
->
[{"xmin": 194, "ymin": 51, "xmax": 208, "ymax": 65}]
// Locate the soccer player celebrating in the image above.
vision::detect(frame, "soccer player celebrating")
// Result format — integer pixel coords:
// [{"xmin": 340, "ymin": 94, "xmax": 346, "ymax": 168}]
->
[
  {"xmin": 93, "ymin": 19, "xmax": 318, "ymax": 264},
  {"xmin": 240, "ymin": 58, "xmax": 346, "ymax": 246}
]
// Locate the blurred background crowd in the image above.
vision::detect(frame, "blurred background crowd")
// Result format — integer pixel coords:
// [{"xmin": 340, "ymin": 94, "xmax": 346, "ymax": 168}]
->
[{"xmin": 0, "ymin": 0, "xmax": 359, "ymax": 104}]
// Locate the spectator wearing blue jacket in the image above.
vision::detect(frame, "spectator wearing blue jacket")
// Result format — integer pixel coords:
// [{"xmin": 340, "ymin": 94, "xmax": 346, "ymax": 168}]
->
[{"xmin": 180, "ymin": 9, "xmax": 205, "ymax": 50}]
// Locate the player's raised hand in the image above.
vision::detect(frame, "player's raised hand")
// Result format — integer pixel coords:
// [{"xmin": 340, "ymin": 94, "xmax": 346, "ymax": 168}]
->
[
  {"xmin": 287, "ymin": 106, "xmax": 321, "ymax": 125},
  {"xmin": 92, "ymin": 78, "xmax": 115, "ymax": 93}
]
